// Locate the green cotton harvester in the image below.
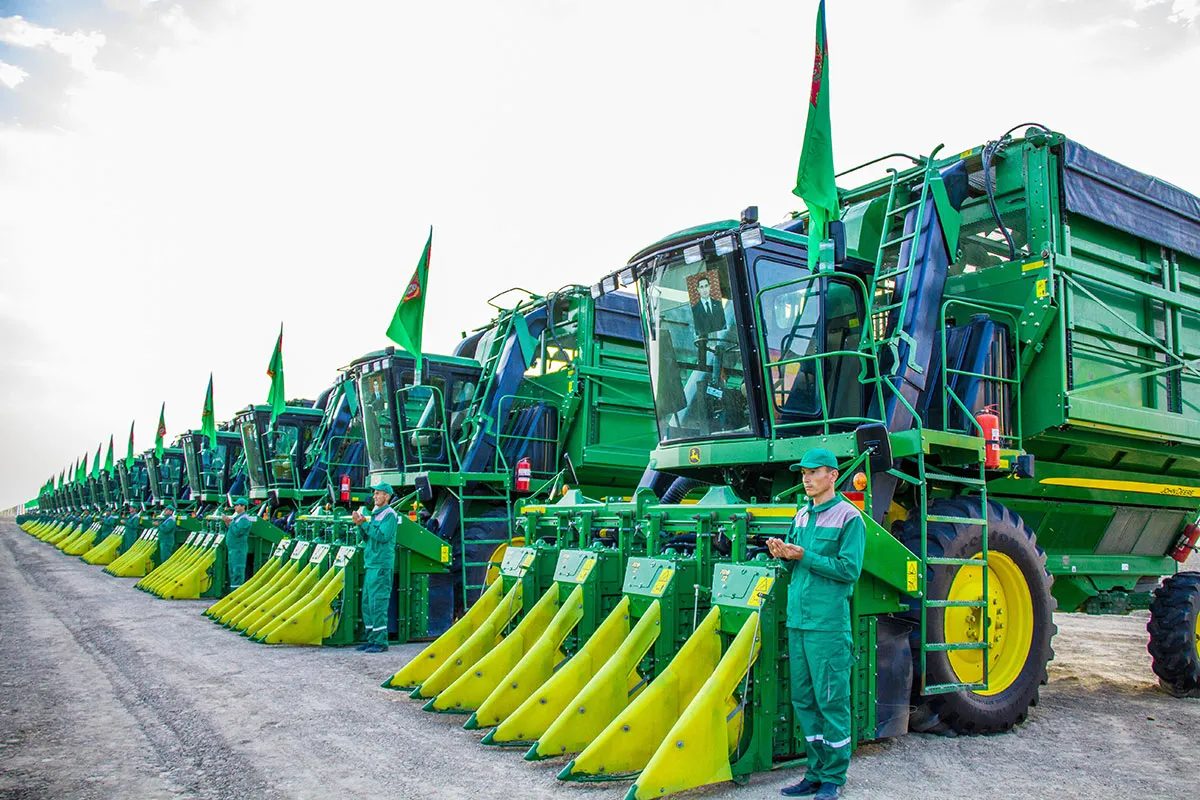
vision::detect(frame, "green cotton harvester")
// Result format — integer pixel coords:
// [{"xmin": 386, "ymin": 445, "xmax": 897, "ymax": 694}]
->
[{"xmin": 382, "ymin": 126, "xmax": 1200, "ymax": 799}]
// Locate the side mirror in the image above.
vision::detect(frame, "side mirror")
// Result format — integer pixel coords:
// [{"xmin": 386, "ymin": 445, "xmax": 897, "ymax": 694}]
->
[
  {"xmin": 855, "ymin": 422, "xmax": 893, "ymax": 473},
  {"xmin": 828, "ymin": 220, "xmax": 847, "ymax": 265}
]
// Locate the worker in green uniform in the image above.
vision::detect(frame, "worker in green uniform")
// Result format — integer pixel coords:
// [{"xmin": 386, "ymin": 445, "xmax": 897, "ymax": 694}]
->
[
  {"xmin": 768, "ymin": 448, "xmax": 865, "ymax": 800},
  {"xmin": 98, "ymin": 507, "xmax": 119, "ymax": 545},
  {"xmin": 221, "ymin": 497, "xmax": 253, "ymax": 589},
  {"xmin": 351, "ymin": 481, "xmax": 397, "ymax": 653},
  {"xmin": 156, "ymin": 502, "xmax": 178, "ymax": 566},
  {"xmin": 121, "ymin": 506, "xmax": 142, "ymax": 552}
]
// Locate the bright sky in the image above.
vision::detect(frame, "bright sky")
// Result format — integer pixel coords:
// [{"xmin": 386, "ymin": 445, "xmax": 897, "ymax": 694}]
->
[{"xmin": 2, "ymin": 0, "xmax": 1198, "ymax": 508}]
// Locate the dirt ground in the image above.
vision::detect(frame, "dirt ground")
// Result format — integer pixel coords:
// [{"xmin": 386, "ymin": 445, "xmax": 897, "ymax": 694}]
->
[{"xmin": 2, "ymin": 520, "xmax": 1197, "ymax": 800}]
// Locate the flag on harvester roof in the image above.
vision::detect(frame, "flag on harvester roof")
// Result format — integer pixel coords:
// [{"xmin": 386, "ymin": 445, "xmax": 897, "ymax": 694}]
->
[
  {"xmin": 105, "ymin": 436, "xmax": 114, "ymax": 476},
  {"xmin": 266, "ymin": 325, "xmax": 285, "ymax": 426},
  {"xmin": 385, "ymin": 227, "xmax": 432, "ymax": 383},
  {"xmin": 155, "ymin": 402, "xmax": 167, "ymax": 460},
  {"xmin": 792, "ymin": 0, "xmax": 839, "ymax": 263},
  {"xmin": 78, "ymin": 453, "xmax": 88, "ymax": 483},
  {"xmin": 93, "ymin": 443, "xmax": 102, "ymax": 479},
  {"xmin": 201, "ymin": 373, "xmax": 217, "ymax": 449},
  {"xmin": 126, "ymin": 421, "xmax": 135, "ymax": 468}
]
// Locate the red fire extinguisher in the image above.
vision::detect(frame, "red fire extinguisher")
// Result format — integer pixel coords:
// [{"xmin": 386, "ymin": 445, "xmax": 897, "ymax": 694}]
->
[
  {"xmin": 339, "ymin": 474, "xmax": 351, "ymax": 503},
  {"xmin": 1171, "ymin": 523, "xmax": 1200, "ymax": 563},
  {"xmin": 975, "ymin": 405, "xmax": 1001, "ymax": 469},
  {"xmin": 515, "ymin": 457, "xmax": 532, "ymax": 493}
]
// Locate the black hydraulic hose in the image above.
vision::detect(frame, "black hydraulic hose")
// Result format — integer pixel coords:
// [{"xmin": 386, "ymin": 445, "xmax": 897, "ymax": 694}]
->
[
  {"xmin": 982, "ymin": 139, "xmax": 1018, "ymax": 263},
  {"xmin": 660, "ymin": 476, "xmax": 702, "ymax": 505},
  {"xmin": 981, "ymin": 122, "xmax": 1051, "ymax": 264}
]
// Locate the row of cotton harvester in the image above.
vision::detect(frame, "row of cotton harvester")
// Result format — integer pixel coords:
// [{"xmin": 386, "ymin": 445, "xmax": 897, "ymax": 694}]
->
[{"xmin": 12, "ymin": 119, "xmax": 1200, "ymax": 800}]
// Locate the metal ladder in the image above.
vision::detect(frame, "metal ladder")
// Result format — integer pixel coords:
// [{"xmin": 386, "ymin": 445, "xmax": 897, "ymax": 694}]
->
[
  {"xmin": 454, "ymin": 485, "xmax": 514, "ymax": 604},
  {"xmin": 868, "ymin": 158, "xmax": 937, "ymax": 349},
  {"xmin": 917, "ymin": 453, "xmax": 992, "ymax": 695},
  {"xmin": 455, "ymin": 308, "xmax": 520, "ymax": 455}
]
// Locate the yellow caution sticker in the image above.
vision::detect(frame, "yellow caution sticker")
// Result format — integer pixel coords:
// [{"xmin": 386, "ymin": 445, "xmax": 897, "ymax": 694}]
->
[
  {"xmin": 576, "ymin": 558, "xmax": 596, "ymax": 583},
  {"xmin": 440, "ymin": 544, "xmax": 451, "ymax": 564},
  {"xmin": 1036, "ymin": 278, "xmax": 1048, "ymax": 298},
  {"xmin": 906, "ymin": 559, "xmax": 919, "ymax": 592},
  {"xmin": 1021, "ymin": 259, "xmax": 1046, "ymax": 272},
  {"xmin": 747, "ymin": 575, "xmax": 774, "ymax": 607},
  {"xmin": 650, "ymin": 568, "xmax": 674, "ymax": 596},
  {"xmin": 521, "ymin": 551, "xmax": 535, "ymax": 569}
]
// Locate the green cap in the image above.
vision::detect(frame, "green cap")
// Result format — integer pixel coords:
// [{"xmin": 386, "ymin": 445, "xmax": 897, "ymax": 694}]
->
[
  {"xmin": 233, "ymin": 497, "xmax": 248, "ymax": 507},
  {"xmin": 162, "ymin": 500, "xmax": 176, "ymax": 510},
  {"xmin": 791, "ymin": 448, "xmax": 839, "ymax": 471},
  {"xmin": 370, "ymin": 482, "xmax": 393, "ymax": 495}
]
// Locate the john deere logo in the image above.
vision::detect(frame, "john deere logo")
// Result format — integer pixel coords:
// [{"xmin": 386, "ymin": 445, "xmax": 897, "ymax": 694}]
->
[{"xmin": 688, "ymin": 447, "xmax": 701, "ymax": 464}]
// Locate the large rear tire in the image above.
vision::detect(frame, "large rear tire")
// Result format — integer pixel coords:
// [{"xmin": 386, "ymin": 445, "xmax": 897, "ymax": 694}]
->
[
  {"xmin": 1147, "ymin": 571, "xmax": 1200, "ymax": 698},
  {"xmin": 899, "ymin": 498, "xmax": 1057, "ymax": 734}
]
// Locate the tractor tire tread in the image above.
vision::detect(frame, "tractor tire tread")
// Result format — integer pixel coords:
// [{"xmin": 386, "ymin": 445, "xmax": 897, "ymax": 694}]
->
[{"xmin": 899, "ymin": 497, "xmax": 1057, "ymax": 735}]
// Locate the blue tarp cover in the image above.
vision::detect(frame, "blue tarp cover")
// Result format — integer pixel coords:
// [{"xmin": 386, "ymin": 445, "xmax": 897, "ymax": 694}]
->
[{"xmin": 1062, "ymin": 140, "xmax": 1200, "ymax": 261}]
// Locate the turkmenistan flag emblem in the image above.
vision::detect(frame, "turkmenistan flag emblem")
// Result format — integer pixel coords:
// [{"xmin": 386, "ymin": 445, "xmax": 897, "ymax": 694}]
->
[
  {"xmin": 201, "ymin": 373, "xmax": 217, "ymax": 449},
  {"xmin": 155, "ymin": 402, "xmax": 167, "ymax": 459},
  {"xmin": 793, "ymin": 0, "xmax": 838, "ymax": 261},
  {"xmin": 386, "ymin": 227, "xmax": 432, "ymax": 360},
  {"xmin": 266, "ymin": 325, "xmax": 285, "ymax": 425}
]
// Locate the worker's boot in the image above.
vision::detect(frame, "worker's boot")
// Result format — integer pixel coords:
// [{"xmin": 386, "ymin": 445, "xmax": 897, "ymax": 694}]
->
[
  {"xmin": 780, "ymin": 778, "xmax": 821, "ymax": 797},
  {"xmin": 814, "ymin": 784, "xmax": 841, "ymax": 800}
]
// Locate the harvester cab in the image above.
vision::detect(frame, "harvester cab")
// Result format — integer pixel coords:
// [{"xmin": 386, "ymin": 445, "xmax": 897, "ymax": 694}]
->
[
  {"xmin": 145, "ymin": 442, "xmax": 191, "ymax": 511},
  {"xmin": 235, "ymin": 401, "xmax": 323, "ymax": 513},
  {"xmin": 181, "ymin": 429, "xmax": 247, "ymax": 507}
]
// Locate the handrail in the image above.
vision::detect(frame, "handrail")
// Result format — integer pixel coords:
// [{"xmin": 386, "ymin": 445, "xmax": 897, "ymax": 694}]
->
[
  {"xmin": 394, "ymin": 384, "xmax": 459, "ymax": 473},
  {"xmin": 937, "ymin": 298, "xmax": 1024, "ymax": 452},
  {"xmin": 753, "ymin": 271, "xmax": 884, "ymax": 439}
]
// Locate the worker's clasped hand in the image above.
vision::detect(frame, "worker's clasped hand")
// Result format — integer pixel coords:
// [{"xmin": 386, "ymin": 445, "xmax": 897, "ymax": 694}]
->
[
  {"xmin": 350, "ymin": 510, "xmax": 365, "ymax": 524},
  {"xmin": 766, "ymin": 537, "xmax": 804, "ymax": 561}
]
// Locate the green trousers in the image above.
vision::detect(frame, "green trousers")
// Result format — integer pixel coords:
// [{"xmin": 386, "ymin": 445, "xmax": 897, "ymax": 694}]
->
[
  {"xmin": 361, "ymin": 566, "xmax": 394, "ymax": 645},
  {"xmin": 788, "ymin": 628, "xmax": 854, "ymax": 786},
  {"xmin": 158, "ymin": 530, "xmax": 176, "ymax": 566},
  {"xmin": 227, "ymin": 546, "xmax": 247, "ymax": 588},
  {"xmin": 121, "ymin": 524, "xmax": 139, "ymax": 553}
]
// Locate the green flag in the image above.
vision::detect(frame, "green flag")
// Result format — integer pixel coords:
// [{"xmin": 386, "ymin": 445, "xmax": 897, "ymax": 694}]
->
[
  {"xmin": 792, "ymin": 0, "xmax": 838, "ymax": 263},
  {"xmin": 126, "ymin": 420, "xmax": 135, "ymax": 468},
  {"xmin": 79, "ymin": 453, "xmax": 88, "ymax": 483},
  {"xmin": 385, "ymin": 227, "xmax": 432, "ymax": 381},
  {"xmin": 93, "ymin": 443, "xmax": 102, "ymax": 479},
  {"xmin": 201, "ymin": 373, "xmax": 217, "ymax": 449},
  {"xmin": 105, "ymin": 436, "xmax": 114, "ymax": 476},
  {"xmin": 266, "ymin": 325, "xmax": 285, "ymax": 425},
  {"xmin": 155, "ymin": 402, "xmax": 167, "ymax": 459}
]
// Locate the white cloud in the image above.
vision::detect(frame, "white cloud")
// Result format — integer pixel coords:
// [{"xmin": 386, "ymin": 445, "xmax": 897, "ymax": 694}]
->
[
  {"xmin": 0, "ymin": 15, "xmax": 106, "ymax": 74},
  {"xmin": 0, "ymin": 60, "xmax": 28, "ymax": 89}
]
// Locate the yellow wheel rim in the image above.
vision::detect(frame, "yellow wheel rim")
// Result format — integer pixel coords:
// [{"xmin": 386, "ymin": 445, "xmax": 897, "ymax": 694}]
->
[
  {"xmin": 1194, "ymin": 608, "xmax": 1199, "ymax": 662},
  {"xmin": 943, "ymin": 551, "xmax": 1034, "ymax": 696},
  {"xmin": 483, "ymin": 536, "xmax": 525, "ymax": 586}
]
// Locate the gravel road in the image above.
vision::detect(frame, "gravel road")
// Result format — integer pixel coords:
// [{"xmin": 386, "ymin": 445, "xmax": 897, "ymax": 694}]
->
[{"xmin": 2, "ymin": 521, "xmax": 1196, "ymax": 800}]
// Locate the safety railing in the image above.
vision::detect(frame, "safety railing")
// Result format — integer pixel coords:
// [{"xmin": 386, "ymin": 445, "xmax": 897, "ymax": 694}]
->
[
  {"xmin": 393, "ymin": 383, "xmax": 459, "ymax": 474},
  {"xmin": 937, "ymin": 298, "xmax": 1024, "ymax": 453},
  {"xmin": 754, "ymin": 272, "xmax": 886, "ymax": 438}
]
